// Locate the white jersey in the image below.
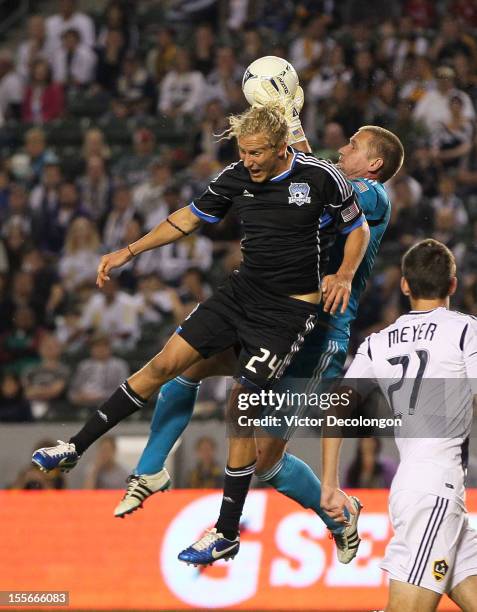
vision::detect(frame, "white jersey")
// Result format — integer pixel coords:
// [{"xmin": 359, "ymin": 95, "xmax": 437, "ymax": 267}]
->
[{"xmin": 345, "ymin": 307, "xmax": 477, "ymax": 503}]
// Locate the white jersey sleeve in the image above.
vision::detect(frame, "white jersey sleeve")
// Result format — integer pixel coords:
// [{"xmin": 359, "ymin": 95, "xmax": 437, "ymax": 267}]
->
[
  {"xmin": 462, "ymin": 316, "xmax": 477, "ymax": 394},
  {"xmin": 344, "ymin": 336, "xmax": 377, "ymax": 398}
]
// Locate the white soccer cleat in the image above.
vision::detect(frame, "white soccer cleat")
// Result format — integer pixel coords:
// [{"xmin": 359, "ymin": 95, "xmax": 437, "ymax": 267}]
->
[
  {"xmin": 114, "ymin": 468, "xmax": 171, "ymax": 517},
  {"xmin": 330, "ymin": 495, "xmax": 363, "ymax": 564}
]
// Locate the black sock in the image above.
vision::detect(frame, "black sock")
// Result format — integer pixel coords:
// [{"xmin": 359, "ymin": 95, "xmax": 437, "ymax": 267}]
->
[
  {"xmin": 69, "ymin": 381, "xmax": 147, "ymax": 455},
  {"xmin": 215, "ymin": 461, "xmax": 256, "ymax": 540}
]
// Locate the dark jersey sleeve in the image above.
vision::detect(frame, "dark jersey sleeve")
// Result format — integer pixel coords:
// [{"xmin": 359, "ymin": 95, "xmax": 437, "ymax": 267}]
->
[
  {"xmin": 318, "ymin": 164, "xmax": 365, "ymax": 235},
  {"xmin": 189, "ymin": 162, "xmax": 238, "ymax": 224}
]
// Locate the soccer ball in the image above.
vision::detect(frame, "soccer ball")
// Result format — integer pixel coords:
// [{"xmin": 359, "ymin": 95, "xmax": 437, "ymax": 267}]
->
[{"xmin": 242, "ymin": 56, "xmax": 299, "ymax": 105}]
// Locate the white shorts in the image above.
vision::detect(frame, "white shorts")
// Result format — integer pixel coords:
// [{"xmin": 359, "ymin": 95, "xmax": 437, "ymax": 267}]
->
[{"xmin": 381, "ymin": 489, "xmax": 477, "ymax": 595}]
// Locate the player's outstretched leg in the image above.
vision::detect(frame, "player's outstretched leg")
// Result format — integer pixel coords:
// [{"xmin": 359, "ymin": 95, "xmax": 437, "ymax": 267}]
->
[
  {"xmin": 114, "ymin": 349, "xmax": 237, "ymax": 517},
  {"xmin": 32, "ymin": 335, "xmax": 201, "ymax": 473},
  {"xmin": 114, "ymin": 375, "xmax": 200, "ymax": 517},
  {"xmin": 31, "ymin": 380, "xmax": 148, "ymax": 472},
  {"xmin": 257, "ymin": 449, "xmax": 362, "ymax": 564},
  {"xmin": 178, "ymin": 385, "xmax": 256, "ymax": 566}
]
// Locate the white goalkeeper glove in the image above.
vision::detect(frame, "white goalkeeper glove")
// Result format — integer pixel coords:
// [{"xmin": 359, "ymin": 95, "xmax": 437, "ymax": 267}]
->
[{"xmin": 253, "ymin": 81, "xmax": 306, "ymax": 145}]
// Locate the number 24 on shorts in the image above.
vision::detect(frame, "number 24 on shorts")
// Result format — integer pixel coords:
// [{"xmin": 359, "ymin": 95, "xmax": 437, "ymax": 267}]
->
[{"xmin": 246, "ymin": 348, "xmax": 283, "ymax": 379}]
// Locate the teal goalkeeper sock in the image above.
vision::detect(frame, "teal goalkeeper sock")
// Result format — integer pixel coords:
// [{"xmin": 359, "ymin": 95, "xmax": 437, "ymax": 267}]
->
[
  {"xmin": 135, "ymin": 376, "xmax": 200, "ymax": 475},
  {"xmin": 258, "ymin": 453, "xmax": 346, "ymax": 534}
]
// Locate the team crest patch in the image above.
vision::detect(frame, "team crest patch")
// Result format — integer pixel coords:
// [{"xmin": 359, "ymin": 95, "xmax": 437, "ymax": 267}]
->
[
  {"xmin": 433, "ymin": 559, "xmax": 449, "ymax": 581},
  {"xmin": 288, "ymin": 182, "xmax": 311, "ymax": 206}
]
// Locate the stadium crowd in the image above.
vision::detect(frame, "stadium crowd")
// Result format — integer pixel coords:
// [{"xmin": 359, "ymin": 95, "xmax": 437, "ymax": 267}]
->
[{"xmin": 1, "ymin": 0, "xmax": 477, "ymax": 428}]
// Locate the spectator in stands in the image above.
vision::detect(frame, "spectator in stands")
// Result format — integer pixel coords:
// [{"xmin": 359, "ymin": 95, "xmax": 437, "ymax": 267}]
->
[
  {"xmin": 156, "ymin": 229, "xmax": 213, "ymax": 285},
  {"xmin": 180, "ymin": 153, "xmax": 217, "ymax": 201},
  {"xmin": 0, "ymin": 50, "xmax": 23, "ymax": 121},
  {"xmin": 97, "ymin": 1, "xmax": 138, "ymax": 52},
  {"xmin": 431, "ymin": 94, "xmax": 474, "ymax": 169},
  {"xmin": 430, "ymin": 15, "xmax": 477, "ymax": 65},
  {"xmin": 113, "ymin": 128, "xmax": 156, "ymax": 186},
  {"xmin": 77, "ymin": 155, "xmax": 112, "ymax": 223},
  {"xmin": 240, "ymin": 28, "xmax": 264, "ymax": 68},
  {"xmin": 146, "ymin": 26, "xmax": 177, "ymax": 84},
  {"xmin": 95, "ymin": 29, "xmax": 125, "ymax": 94},
  {"xmin": 133, "ymin": 273, "xmax": 175, "ymax": 325},
  {"xmin": 6, "ymin": 270, "xmax": 44, "ymax": 326},
  {"xmin": 192, "ymin": 23, "xmax": 216, "ymax": 76},
  {"xmin": 16, "ymin": 15, "xmax": 51, "ymax": 81},
  {"xmin": 159, "ymin": 47, "xmax": 206, "ymax": 117},
  {"xmin": 102, "ymin": 185, "xmax": 135, "ymax": 251},
  {"xmin": 289, "ymin": 16, "xmax": 332, "ymax": 80},
  {"xmin": 186, "ymin": 436, "xmax": 223, "ymax": 488},
  {"xmin": 22, "ymin": 58, "xmax": 64, "ymax": 123},
  {"xmin": 81, "ymin": 127, "xmax": 111, "ymax": 162},
  {"xmin": 33, "ymin": 180, "xmax": 84, "ymax": 253},
  {"xmin": 193, "ymin": 99, "xmax": 234, "ymax": 162},
  {"xmin": 0, "ymin": 371, "xmax": 31, "ymax": 422},
  {"xmin": 307, "ymin": 43, "xmax": 351, "ymax": 104},
  {"xmin": 314, "ymin": 122, "xmax": 347, "ymax": 161},
  {"xmin": 403, "ymin": 0, "xmax": 436, "ymax": 29},
  {"xmin": 321, "ymin": 80, "xmax": 364, "ymax": 136},
  {"xmin": 206, "ymin": 46, "xmax": 243, "ymax": 109},
  {"xmin": 344, "ymin": 437, "xmax": 397, "ymax": 488},
  {"xmin": 80, "ymin": 278, "xmax": 140, "ymax": 351},
  {"xmin": 54, "ymin": 304, "xmax": 84, "ymax": 354},
  {"xmin": 431, "ymin": 174, "xmax": 469, "ymax": 230},
  {"xmin": 413, "ymin": 65, "xmax": 475, "ymax": 132},
  {"xmin": 366, "ymin": 78, "xmax": 398, "ymax": 126},
  {"xmin": 133, "ymin": 158, "xmax": 171, "ymax": 230},
  {"xmin": 452, "ymin": 52, "xmax": 477, "ymax": 99},
  {"xmin": 59, "ymin": 217, "xmax": 101, "ymax": 291},
  {"xmin": 46, "ymin": 0, "xmax": 95, "ymax": 51},
  {"xmin": 22, "ymin": 333, "xmax": 70, "ymax": 418},
  {"xmin": 69, "ymin": 334, "xmax": 129, "ymax": 406},
  {"xmin": 83, "ymin": 435, "xmax": 128, "ymax": 489},
  {"xmin": 29, "ymin": 153, "xmax": 61, "ymax": 214},
  {"xmin": 390, "ymin": 17, "xmax": 429, "ymax": 78},
  {"xmin": 52, "ymin": 28, "xmax": 97, "ymax": 88},
  {"xmin": 3, "ymin": 183, "xmax": 33, "ymax": 238},
  {"xmin": 21, "ymin": 248, "xmax": 61, "ymax": 322},
  {"xmin": 0, "ymin": 305, "xmax": 42, "ymax": 375},
  {"xmin": 116, "ymin": 51, "xmax": 155, "ymax": 116},
  {"xmin": 4, "ymin": 222, "xmax": 31, "ymax": 276},
  {"xmin": 22, "ymin": 127, "xmax": 52, "ymax": 186},
  {"xmin": 433, "ymin": 206, "xmax": 467, "ymax": 264}
]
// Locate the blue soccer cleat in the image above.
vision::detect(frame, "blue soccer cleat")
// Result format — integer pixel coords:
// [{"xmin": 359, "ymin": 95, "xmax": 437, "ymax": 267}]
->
[
  {"xmin": 178, "ymin": 528, "xmax": 240, "ymax": 566},
  {"xmin": 32, "ymin": 440, "xmax": 79, "ymax": 473}
]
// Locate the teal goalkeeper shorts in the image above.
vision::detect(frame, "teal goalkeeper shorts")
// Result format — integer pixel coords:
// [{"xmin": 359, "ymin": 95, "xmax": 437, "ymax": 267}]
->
[{"xmin": 259, "ymin": 331, "xmax": 349, "ymax": 440}]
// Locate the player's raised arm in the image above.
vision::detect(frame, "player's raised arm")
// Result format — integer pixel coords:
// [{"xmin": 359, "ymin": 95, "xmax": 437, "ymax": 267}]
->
[
  {"xmin": 96, "ymin": 206, "xmax": 201, "ymax": 287},
  {"xmin": 321, "ymin": 338, "xmax": 375, "ymax": 521},
  {"xmin": 322, "ymin": 219, "xmax": 370, "ymax": 314}
]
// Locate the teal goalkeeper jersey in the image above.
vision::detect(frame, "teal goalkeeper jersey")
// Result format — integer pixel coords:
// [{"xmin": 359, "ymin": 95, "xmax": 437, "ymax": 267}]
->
[{"xmin": 318, "ymin": 177, "xmax": 391, "ymax": 340}]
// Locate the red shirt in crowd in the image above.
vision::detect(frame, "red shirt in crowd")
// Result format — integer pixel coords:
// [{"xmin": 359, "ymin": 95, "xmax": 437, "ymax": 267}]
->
[{"xmin": 22, "ymin": 83, "xmax": 65, "ymax": 123}]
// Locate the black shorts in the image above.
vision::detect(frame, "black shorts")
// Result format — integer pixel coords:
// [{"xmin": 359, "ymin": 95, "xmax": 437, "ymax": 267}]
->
[{"xmin": 178, "ymin": 272, "xmax": 318, "ymax": 388}]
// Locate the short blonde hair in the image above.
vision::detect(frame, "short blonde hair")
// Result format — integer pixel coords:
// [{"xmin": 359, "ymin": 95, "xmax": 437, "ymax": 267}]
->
[
  {"xmin": 358, "ymin": 125, "xmax": 404, "ymax": 183},
  {"xmin": 226, "ymin": 102, "xmax": 288, "ymax": 149}
]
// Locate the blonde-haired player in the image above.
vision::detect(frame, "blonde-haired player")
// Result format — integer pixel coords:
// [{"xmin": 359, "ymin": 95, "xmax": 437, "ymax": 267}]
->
[{"xmin": 33, "ymin": 101, "xmax": 369, "ymax": 565}]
